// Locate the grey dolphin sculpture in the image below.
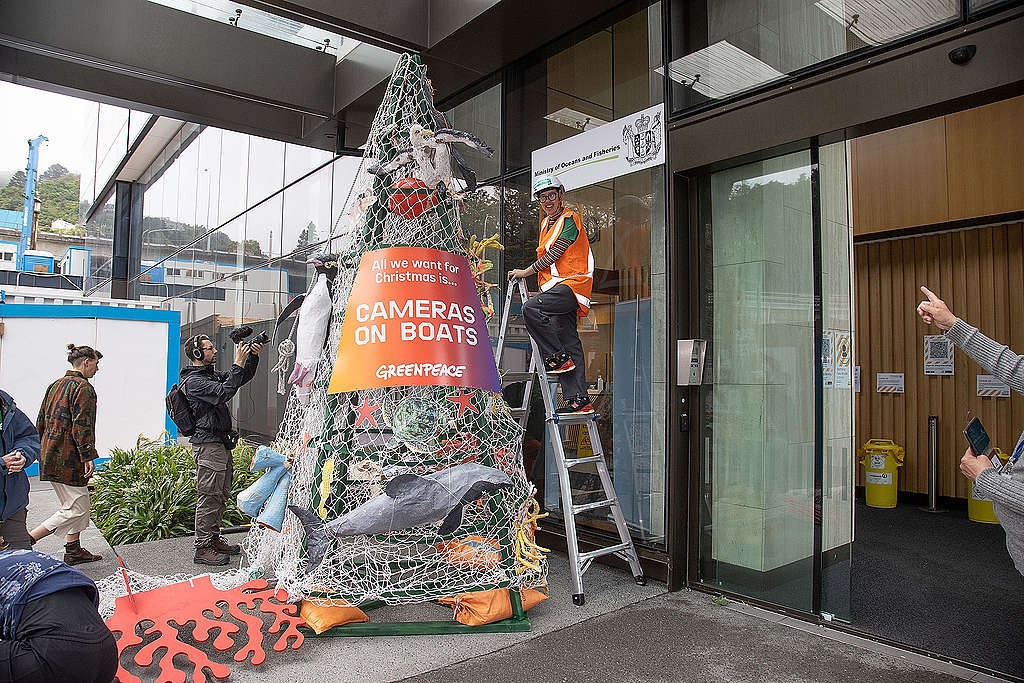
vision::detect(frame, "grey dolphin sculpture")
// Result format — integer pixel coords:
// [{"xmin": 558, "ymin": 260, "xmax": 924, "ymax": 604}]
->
[{"xmin": 288, "ymin": 463, "xmax": 512, "ymax": 572}]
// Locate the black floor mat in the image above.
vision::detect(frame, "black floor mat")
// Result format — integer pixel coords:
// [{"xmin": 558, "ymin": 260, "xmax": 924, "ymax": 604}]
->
[{"xmin": 852, "ymin": 499, "xmax": 1024, "ymax": 678}]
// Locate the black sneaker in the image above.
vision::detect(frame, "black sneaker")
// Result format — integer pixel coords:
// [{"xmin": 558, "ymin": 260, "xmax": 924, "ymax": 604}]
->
[
  {"xmin": 194, "ymin": 545, "xmax": 231, "ymax": 566},
  {"xmin": 556, "ymin": 395, "xmax": 595, "ymax": 416},
  {"xmin": 544, "ymin": 353, "xmax": 575, "ymax": 374}
]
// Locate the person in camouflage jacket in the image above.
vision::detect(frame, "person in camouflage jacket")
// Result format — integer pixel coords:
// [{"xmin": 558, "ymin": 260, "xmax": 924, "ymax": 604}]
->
[{"xmin": 28, "ymin": 344, "xmax": 104, "ymax": 565}]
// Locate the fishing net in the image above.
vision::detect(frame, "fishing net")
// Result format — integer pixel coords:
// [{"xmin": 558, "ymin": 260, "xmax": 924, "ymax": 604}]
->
[{"xmin": 243, "ymin": 53, "xmax": 546, "ymax": 607}]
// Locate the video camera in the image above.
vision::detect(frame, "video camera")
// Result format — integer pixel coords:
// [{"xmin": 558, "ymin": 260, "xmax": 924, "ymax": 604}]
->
[{"xmin": 229, "ymin": 326, "xmax": 271, "ymax": 346}]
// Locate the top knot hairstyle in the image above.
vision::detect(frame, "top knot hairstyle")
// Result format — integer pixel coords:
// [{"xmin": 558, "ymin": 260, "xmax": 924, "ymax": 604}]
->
[{"xmin": 67, "ymin": 343, "xmax": 103, "ymax": 365}]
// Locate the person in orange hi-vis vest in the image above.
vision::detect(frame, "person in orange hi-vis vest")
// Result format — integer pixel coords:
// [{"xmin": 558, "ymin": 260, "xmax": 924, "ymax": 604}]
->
[{"xmin": 509, "ymin": 174, "xmax": 594, "ymax": 416}]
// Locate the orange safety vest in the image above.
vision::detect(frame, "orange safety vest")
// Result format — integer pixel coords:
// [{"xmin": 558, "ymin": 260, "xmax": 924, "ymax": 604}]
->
[{"xmin": 536, "ymin": 207, "xmax": 593, "ymax": 316}]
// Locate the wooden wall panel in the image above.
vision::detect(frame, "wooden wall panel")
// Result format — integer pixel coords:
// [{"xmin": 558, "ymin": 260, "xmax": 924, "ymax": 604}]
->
[
  {"xmin": 851, "ymin": 118, "xmax": 949, "ymax": 236},
  {"xmin": 946, "ymin": 95, "xmax": 1024, "ymax": 221},
  {"xmin": 854, "ymin": 223, "xmax": 1024, "ymax": 497}
]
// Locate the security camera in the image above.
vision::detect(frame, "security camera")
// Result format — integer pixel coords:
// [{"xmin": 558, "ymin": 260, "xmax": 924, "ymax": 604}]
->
[{"xmin": 948, "ymin": 45, "xmax": 977, "ymax": 66}]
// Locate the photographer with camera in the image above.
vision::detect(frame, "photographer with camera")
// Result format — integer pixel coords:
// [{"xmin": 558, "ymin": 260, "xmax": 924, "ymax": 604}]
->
[{"xmin": 179, "ymin": 332, "xmax": 263, "ymax": 565}]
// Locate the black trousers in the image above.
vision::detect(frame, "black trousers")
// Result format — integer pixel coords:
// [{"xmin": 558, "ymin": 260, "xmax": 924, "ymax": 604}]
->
[
  {"xmin": 0, "ymin": 587, "xmax": 119, "ymax": 683},
  {"xmin": 0, "ymin": 509, "xmax": 32, "ymax": 550},
  {"xmin": 522, "ymin": 284, "xmax": 588, "ymax": 400}
]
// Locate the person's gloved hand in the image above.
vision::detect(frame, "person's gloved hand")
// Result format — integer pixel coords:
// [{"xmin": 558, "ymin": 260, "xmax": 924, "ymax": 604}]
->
[{"xmin": 960, "ymin": 446, "xmax": 995, "ymax": 481}]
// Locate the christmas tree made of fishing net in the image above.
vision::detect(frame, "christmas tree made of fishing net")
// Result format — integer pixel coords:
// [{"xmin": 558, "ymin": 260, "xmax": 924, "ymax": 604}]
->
[{"xmin": 244, "ymin": 54, "xmax": 546, "ymax": 605}]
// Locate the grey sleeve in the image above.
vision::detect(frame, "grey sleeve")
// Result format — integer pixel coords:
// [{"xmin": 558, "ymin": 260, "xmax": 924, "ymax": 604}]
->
[
  {"xmin": 974, "ymin": 467, "xmax": 1024, "ymax": 515},
  {"xmin": 945, "ymin": 319, "xmax": 1024, "ymax": 395}
]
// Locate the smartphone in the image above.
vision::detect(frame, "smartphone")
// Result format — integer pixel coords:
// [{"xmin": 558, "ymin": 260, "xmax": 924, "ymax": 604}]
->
[{"xmin": 964, "ymin": 417, "xmax": 993, "ymax": 458}]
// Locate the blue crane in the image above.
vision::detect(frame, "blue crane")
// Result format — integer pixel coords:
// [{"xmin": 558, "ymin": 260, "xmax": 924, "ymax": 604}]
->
[{"xmin": 19, "ymin": 134, "xmax": 48, "ymax": 270}]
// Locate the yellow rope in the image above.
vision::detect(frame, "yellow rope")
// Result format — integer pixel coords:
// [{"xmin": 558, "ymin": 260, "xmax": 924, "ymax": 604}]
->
[{"xmin": 513, "ymin": 497, "xmax": 550, "ymax": 574}]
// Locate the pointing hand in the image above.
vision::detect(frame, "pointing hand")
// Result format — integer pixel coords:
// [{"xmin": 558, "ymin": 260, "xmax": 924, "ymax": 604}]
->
[{"xmin": 916, "ymin": 286, "xmax": 956, "ymax": 331}]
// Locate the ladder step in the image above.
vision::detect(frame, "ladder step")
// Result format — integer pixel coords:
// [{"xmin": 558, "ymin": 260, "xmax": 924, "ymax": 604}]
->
[
  {"xmin": 572, "ymin": 499, "xmax": 617, "ymax": 514},
  {"xmin": 509, "ymin": 407, "xmax": 527, "ymax": 419},
  {"xmin": 577, "ymin": 542, "xmax": 633, "ymax": 565},
  {"xmin": 500, "ymin": 371, "xmax": 535, "ymax": 383},
  {"xmin": 563, "ymin": 455, "xmax": 604, "ymax": 468},
  {"xmin": 548, "ymin": 412, "xmax": 599, "ymax": 425}
]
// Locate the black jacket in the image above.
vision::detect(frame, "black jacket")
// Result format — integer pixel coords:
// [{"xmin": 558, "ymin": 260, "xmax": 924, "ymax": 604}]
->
[{"xmin": 178, "ymin": 355, "xmax": 258, "ymax": 445}]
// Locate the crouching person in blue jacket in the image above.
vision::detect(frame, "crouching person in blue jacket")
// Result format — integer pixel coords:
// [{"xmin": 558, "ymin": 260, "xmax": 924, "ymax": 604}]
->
[
  {"xmin": 0, "ymin": 549, "xmax": 118, "ymax": 683},
  {"xmin": 0, "ymin": 390, "xmax": 40, "ymax": 551}
]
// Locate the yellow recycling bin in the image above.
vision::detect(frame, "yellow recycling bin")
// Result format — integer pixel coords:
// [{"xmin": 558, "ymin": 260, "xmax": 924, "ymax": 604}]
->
[
  {"xmin": 858, "ymin": 439, "xmax": 905, "ymax": 508},
  {"xmin": 968, "ymin": 447, "xmax": 1009, "ymax": 524}
]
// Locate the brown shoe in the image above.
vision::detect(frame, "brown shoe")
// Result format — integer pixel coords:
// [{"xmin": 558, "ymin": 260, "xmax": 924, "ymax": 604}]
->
[
  {"xmin": 194, "ymin": 544, "xmax": 230, "ymax": 566},
  {"xmin": 212, "ymin": 536, "xmax": 241, "ymax": 555},
  {"xmin": 64, "ymin": 540, "xmax": 102, "ymax": 565}
]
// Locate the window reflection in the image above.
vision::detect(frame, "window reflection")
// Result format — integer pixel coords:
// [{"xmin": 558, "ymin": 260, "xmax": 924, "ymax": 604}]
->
[
  {"xmin": 501, "ymin": 5, "xmax": 666, "ymax": 545},
  {"xmin": 443, "ymin": 84, "xmax": 502, "ymax": 183},
  {"xmin": 668, "ymin": 0, "xmax": 960, "ymax": 111},
  {"xmin": 83, "ymin": 193, "xmax": 114, "ymax": 297}
]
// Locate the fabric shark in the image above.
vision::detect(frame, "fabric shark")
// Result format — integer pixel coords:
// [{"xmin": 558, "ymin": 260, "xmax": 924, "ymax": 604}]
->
[{"xmin": 288, "ymin": 463, "xmax": 512, "ymax": 572}]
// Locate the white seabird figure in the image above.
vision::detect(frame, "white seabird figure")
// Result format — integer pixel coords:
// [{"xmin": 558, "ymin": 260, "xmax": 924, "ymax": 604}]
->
[
  {"xmin": 280, "ymin": 254, "xmax": 337, "ymax": 401},
  {"xmin": 368, "ymin": 124, "xmax": 494, "ymax": 194}
]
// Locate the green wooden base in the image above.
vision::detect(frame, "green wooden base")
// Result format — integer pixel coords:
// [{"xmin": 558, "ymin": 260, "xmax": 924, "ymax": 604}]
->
[{"xmin": 300, "ymin": 615, "xmax": 531, "ymax": 637}]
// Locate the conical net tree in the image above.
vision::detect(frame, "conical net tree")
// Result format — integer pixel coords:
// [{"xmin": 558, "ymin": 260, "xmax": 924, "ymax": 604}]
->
[{"xmin": 245, "ymin": 54, "xmax": 545, "ymax": 606}]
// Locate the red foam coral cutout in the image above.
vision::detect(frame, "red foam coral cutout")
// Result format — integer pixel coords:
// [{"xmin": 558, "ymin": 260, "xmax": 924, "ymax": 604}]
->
[{"xmin": 105, "ymin": 576, "xmax": 304, "ymax": 683}]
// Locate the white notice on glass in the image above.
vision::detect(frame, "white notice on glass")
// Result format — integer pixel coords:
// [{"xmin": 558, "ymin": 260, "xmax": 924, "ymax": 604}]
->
[
  {"xmin": 833, "ymin": 331, "xmax": 852, "ymax": 389},
  {"xmin": 822, "ymin": 330, "xmax": 835, "ymax": 388},
  {"xmin": 924, "ymin": 335, "xmax": 954, "ymax": 375},
  {"xmin": 876, "ymin": 373, "xmax": 904, "ymax": 393},
  {"xmin": 977, "ymin": 375, "xmax": 1010, "ymax": 398}
]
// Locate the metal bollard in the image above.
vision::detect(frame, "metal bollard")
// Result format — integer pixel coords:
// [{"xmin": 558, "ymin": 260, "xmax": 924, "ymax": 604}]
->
[{"xmin": 923, "ymin": 415, "xmax": 946, "ymax": 513}]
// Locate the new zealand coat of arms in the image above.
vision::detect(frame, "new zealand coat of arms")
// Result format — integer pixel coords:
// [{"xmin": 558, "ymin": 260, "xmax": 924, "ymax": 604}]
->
[{"xmin": 622, "ymin": 111, "xmax": 662, "ymax": 167}]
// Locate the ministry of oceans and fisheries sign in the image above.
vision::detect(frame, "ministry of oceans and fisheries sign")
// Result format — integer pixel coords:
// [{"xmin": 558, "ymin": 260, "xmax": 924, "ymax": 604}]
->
[{"xmin": 531, "ymin": 103, "xmax": 665, "ymax": 192}]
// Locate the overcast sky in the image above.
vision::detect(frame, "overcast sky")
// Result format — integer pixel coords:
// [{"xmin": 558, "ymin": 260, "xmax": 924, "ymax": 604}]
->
[{"xmin": 0, "ymin": 81, "xmax": 98, "ymax": 178}]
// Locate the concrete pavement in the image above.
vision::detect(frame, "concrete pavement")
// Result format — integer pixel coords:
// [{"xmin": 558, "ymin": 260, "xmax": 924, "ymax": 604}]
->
[{"xmin": 21, "ymin": 478, "xmax": 1008, "ymax": 682}]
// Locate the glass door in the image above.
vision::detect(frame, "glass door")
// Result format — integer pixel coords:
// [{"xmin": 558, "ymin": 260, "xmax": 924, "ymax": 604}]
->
[
  {"xmin": 696, "ymin": 144, "xmax": 854, "ymax": 617},
  {"xmin": 819, "ymin": 141, "xmax": 855, "ymax": 621}
]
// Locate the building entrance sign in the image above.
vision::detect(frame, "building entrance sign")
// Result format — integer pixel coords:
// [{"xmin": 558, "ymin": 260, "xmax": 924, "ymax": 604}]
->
[
  {"xmin": 531, "ymin": 103, "xmax": 665, "ymax": 192},
  {"xmin": 328, "ymin": 246, "xmax": 500, "ymax": 394}
]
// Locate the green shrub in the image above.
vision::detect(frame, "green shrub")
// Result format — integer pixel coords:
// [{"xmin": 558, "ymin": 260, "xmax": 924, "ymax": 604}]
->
[{"xmin": 91, "ymin": 435, "xmax": 260, "ymax": 545}]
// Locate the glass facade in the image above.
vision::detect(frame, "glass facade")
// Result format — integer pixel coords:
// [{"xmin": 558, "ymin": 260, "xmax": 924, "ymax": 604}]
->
[
  {"xmin": 667, "ymin": 0, "xmax": 961, "ymax": 114},
  {"xmin": 496, "ymin": 4, "xmax": 668, "ymax": 545},
  {"xmin": 79, "ymin": 103, "xmax": 152, "ymax": 295},
  {"xmin": 129, "ymin": 121, "xmax": 360, "ymax": 442},
  {"xmin": 697, "ymin": 143, "xmax": 854, "ymax": 613}
]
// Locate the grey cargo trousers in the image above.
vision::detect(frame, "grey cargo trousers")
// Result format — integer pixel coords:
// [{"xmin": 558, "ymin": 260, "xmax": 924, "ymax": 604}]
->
[{"xmin": 192, "ymin": 442, "xmax": 233, "ymax": 548}]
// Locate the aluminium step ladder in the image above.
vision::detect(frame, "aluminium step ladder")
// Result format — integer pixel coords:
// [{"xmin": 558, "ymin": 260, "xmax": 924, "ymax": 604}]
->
[{"xmin": 493, "ymin": 277, "xmax": 646, "ymax": 605}]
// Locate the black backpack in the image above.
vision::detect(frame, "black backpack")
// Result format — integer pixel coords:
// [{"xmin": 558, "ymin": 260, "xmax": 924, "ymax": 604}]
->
[{"xmin": 165, "ymin": 377, "xmax": 196, "ymax": 437}]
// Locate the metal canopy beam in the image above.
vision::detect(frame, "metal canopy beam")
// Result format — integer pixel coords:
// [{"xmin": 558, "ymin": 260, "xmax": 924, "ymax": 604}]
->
[
  {"xmin": 0, "ymin": 0, "xmax": 634, "ymax": 151},
  {"xmin": 0, "ymin": 0, "xmax": 337, "ymax": 147}
]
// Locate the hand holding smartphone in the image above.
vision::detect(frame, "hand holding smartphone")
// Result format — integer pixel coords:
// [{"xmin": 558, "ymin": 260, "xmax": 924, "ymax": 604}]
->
[{"xmin": 964, "ymin": 417, "xmax": 1002, "ymax": 471}]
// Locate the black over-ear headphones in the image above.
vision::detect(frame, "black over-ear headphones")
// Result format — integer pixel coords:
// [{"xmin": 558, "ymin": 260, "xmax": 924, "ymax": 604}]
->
[{"xmin": 186, "ymin": 335, "xmax": 210, "ymax": 361}]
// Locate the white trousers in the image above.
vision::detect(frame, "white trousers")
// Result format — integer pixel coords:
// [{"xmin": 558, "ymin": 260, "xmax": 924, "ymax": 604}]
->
[{"xmin": 40, "ymin": 482, "xmax": 92, "ymax": 538}]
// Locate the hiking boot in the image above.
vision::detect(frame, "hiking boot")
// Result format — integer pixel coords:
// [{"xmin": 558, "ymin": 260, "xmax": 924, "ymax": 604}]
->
[
  {"xmin": 212, "ymin": 536, "xmax": 242, "ymax": 555},
  {"xmin": 556, "ymin": 395, "xmax": 595, "ymax": 416},
  {"xmin": 544, "ymin": 353, "xmax": 575, "ymax": 375},
  {"xmin": 64, "ymin": 540, "xmax": 102, "ymax": 566},
  {"xmin": 194, "ymin": 544, "xmax": 230, "ymax": 566}
]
